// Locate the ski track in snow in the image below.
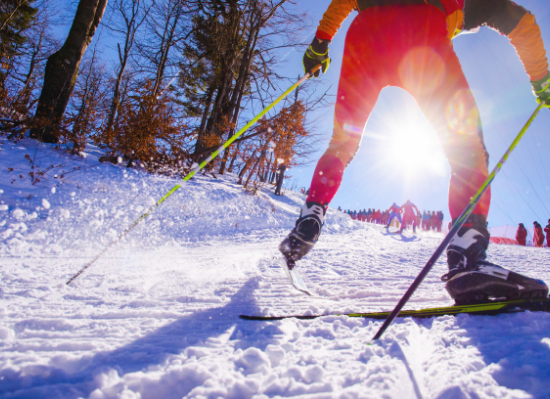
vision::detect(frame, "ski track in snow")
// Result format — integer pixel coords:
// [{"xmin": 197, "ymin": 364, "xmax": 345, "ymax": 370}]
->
[{"xmin": 1, "ymin": 139, "xmax": 550, "ymax": 399}]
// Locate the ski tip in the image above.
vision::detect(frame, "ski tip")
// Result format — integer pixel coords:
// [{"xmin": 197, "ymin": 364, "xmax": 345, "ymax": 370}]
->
[{"xmin": 295, "ymin": 286, "xmax": 312, "ymax": 296}]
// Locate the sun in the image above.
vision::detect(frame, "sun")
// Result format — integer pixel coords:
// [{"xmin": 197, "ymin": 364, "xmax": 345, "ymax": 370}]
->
[
  {"xmin": 390, "ymin": 127, "xmax": 446, "ymax": 176},
  {"xmin": 370, "ymin": 92, "xmax": 448, "ymax": 180}
]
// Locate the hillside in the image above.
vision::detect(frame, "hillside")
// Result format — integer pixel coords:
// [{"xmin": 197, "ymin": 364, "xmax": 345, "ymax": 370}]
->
[{"xmin": 1, "ymin": 138, "xmax": 550, "ymax": 399}]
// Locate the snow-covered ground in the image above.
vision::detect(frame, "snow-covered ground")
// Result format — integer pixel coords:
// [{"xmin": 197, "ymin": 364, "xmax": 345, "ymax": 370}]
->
[{"xmin": 1, "ymin": 138, "xmax": 550, "ymax": 399}]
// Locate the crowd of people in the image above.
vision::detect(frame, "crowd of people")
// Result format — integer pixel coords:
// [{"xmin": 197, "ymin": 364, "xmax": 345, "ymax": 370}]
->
[
  {"xmin": 338, "ymin": 201, "xmax": 444, "ymax": 233},
  {"xmin": 516, "ymin": 220, "xmax": 550, "ymax": 247}
]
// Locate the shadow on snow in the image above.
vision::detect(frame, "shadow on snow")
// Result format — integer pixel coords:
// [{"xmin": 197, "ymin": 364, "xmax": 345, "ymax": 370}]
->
[{"xmin": 0, "ymin": 276, "xmax": 284, "ymax": 399}]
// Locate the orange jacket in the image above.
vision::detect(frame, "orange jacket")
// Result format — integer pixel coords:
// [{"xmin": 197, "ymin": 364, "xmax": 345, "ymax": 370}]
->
[{"xmin": 316, "ymin": 0, "xmax": 548, "ymax": 81}]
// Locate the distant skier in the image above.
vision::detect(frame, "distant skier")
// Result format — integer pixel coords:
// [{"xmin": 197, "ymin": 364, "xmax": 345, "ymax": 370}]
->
[
  {"xmin": 279, "ymin": 0, "xmax": 549, "ymax": 303},
  {"xmin": 516, "ymin": 223, "xmax": 527, "ymax": 246},
  {"xmin": 545, "ymin": 220, "xmax": 550, "ymax": 247},
  {"xmin": 422, "ymin": 211, "xmax": 430, "ymax": 230},
  {"xmin": 398, "ymin": 200, "xmax": 419, "ymax": 233},
  {"xmin": 429, "ymin": 211, "xmax": 437, "ymax": 231},
  {"xmin": 373, "ymin": 209, "xmax": 381, "ymax": 224},
  {"xmin": 385, "ymin": 203, "xmax": 402, "ymax": 228},
  {"xmin": 436, "ymin": 211, "xmax": 444, "ymax": 232},
  {"xmin": 533, "ymin": 222, "xmax": 545, "ymax": 247}
]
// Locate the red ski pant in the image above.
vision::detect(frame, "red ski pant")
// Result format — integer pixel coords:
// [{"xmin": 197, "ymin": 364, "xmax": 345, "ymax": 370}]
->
[
  {"xmin": 401, "ymin": 214, "xmax": 417, "ymax": 231},
  {"xmin": 307, "ymin": 5, "xmax": 490, "ymax": 220}
]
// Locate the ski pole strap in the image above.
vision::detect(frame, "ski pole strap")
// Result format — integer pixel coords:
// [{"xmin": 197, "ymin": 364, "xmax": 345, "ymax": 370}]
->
[
  {"xmin": 371, "ymin": 101, "xmax": 545, "ymax": 342},
  {"xmin": 357, "ymin": 0, "xmax": 445, "ymax": 14}
]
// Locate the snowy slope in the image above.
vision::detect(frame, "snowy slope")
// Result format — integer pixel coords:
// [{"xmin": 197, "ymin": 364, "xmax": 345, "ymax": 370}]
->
[{"xmin": 1, "ymin": 138, "xmax": 550, "ymax": 399}]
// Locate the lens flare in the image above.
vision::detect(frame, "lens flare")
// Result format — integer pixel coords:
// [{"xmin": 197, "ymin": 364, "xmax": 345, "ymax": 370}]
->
[
  {"xmin": 399, "ymin": 47, "xmax": 446, "ymax": 96},
  {"xmin": 445, "ymin": 89, "xmax": 480, "ymax": 135}
]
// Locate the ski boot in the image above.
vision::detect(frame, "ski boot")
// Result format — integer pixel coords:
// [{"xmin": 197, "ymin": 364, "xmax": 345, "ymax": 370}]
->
[
  {"xmin": 278, "ymin": 201, "xmax": 326, "ymax": 269},
  {"xmin": 442, "ymin": 215, "xmax": 548, "ymax": 305}
]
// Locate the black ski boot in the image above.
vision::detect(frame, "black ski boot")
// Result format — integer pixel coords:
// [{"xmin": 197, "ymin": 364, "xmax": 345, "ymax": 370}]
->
[
  {"xmin": 279, "ymin": 202, "xmax": 326, "ymax": 269},
  {"xmin": 442, "ymin": 215, "xmax": 548, "ymax": 305}
]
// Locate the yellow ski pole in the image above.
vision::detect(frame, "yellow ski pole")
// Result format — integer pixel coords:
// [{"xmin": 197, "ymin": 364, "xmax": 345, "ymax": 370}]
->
[{"xmin": 66, "ymin": 65, "xmax": 322, "ymax": 285}]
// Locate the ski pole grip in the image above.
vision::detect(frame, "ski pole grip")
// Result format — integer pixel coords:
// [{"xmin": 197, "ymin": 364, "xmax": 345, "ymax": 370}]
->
[{"xmin": 307, "ymin": 64, "xmax": 323, "ymax": 78}]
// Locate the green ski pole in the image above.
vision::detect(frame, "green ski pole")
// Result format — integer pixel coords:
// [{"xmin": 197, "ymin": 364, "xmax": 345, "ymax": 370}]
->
[
  {"xmin": 66, "ymin": 65, "xmax": 322, "ymax": 285},
  {"xmin": 371, "ymin": 101, "xmax": 545, "ymax": 342}
]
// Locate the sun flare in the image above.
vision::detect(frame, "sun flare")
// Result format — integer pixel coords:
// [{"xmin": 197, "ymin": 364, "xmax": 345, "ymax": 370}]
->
[{"xmin": 368, "ymin": 97, "xmax": 448, "ymax": 180}]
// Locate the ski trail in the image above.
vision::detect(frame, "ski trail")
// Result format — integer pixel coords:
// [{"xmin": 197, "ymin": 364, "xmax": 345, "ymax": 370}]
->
[{"xmin": 388, "ymin": 340, "xmax": 425, "ymax": 399}]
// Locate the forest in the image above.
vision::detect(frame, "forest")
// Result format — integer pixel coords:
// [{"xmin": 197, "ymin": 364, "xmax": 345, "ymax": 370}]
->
[{"xmin": 0, "ymin": 0, "xmax": 329, "ymax": 187}]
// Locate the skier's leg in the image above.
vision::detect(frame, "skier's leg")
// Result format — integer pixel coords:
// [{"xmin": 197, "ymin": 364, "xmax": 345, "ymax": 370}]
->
[
  {"xmin": 405, "ymin": 8, "xmax": 547, "ymax": 302},
  {"xmin": 386, "ymin": 213, "xmax": 395, "ymax": 228},
  {"xmin": 280, "ymin": 10, "xmax": 387, "ymax": 266},
  {"xmin": 306, "ymin": 55, "xmax": 385, "ymax": 204},
  {"xmin": 404, "ymin": 216, "xmax": 410, "ymax": 232},
  {"xmin": 413, "ymin": 54, "xmax": 490, "ymax": 224}
]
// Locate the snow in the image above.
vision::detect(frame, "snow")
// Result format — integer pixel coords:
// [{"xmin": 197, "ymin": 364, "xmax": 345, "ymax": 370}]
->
[{"xmin": 1, "ymin": 138, "xmax": 550, "ymax": 399}]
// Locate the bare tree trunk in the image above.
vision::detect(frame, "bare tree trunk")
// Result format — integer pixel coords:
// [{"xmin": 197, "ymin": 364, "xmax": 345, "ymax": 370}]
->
[
  {"xmin": 227, "ymin": 140, "xmax": 240, "ymax": 173},
  {"xmin": 238, "ymin": 152, "xmax": 255, "ymax": 185},
  {"xmin": 17, "ymin": 28, "xmax": 45, "ymax": 111},
  {"xmin": 71, "ymin": 42, "xmax": 102, "ymax": 152},
  {"xmin": 244, "ymin": 147, "xmax": 266, "ymax": 188},
  {"xmin": 30, "ymin": 0, "xmax": 107, "ymax": 143},
  {"xmin": 194, "ymin": 83, "xmax": 215, "ymax": 154},
  {"xmin": 218, "ymin": 12, "xmax": 260, "ymax": 174},
  {"xmin": 204, "ymin": 65, "xmax": 233, "ymax": 135},
  {"xmin": 151, "ymin": 1, "xmax": 183, "ymax": 97},
  {"xmin": 105, "ymin": 0, "xmax": 151, "ymax": 135}
]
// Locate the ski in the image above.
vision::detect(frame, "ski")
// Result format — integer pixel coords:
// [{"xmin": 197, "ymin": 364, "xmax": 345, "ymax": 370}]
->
[
  {"xmin": 240, "ymin": 297, "xmax": 550, "ymax": 321},
  {"xmin": 278, "ymin": 256, "xmax": 312, "ymax": 296}
]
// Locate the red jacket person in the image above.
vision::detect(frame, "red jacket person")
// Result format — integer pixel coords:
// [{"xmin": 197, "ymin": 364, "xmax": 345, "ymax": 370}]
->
[
  {"xmin": 516, "ymin": 223, "xmax": 527, "ymax": 246},
  {"xmin": 279, "ymin": 0, "xmax": 550, "ymax": 303},
  {"xmin": 534, "ymin": 222, "xmax": 545, "ymax": 248},
  {"xmin": 399, "ymin": 200, "xmax": 419, "ymax": 233}
]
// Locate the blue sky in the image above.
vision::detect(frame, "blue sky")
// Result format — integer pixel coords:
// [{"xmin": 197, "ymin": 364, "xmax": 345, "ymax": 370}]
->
[{"xmin": 281, "ymin": 0, "xmax": 550, "ymax": 228}]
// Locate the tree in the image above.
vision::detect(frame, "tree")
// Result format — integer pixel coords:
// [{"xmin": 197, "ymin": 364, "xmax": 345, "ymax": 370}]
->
[
  {"xmin": 178, "ymin": 0, "xmax": 305, "ymax": 161},
  {"xmin": 30, "ymin": 0, "xmax": 107, "ymax": 143},
  {"xmin": 136, "ymin": 0, "xmax": 192, "ymax": 98},
  {"xmin": 1, "ymin": 0, "xmax": 59, "ymax": 138},
  {"xmin": 65, "ymin": 41, "xmax": 107, "ymax": 153},
  {"xmin": 104, "ymin": 0, "xmax": 153, "ymax": 136},
  {"xmin": 0, "ymin": 0, "xmax": 38, "ymax": 73},
  {"xmin": 110, "ymin": 80, "xmax": 191, "ymax": 169}
]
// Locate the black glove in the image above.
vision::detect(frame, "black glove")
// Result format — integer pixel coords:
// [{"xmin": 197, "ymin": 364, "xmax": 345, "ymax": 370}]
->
[
  {"xmin": 303, "ymin": 38, "xmax": 330, "ymax": 78},
  {"xmin": 531, "ymin": 71, "xmax": 550, "ymax": 107}
]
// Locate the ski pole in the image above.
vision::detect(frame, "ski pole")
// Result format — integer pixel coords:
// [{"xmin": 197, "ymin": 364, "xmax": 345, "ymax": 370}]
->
[
  {"xmin": 371, "ymin": 101, "xmax": 546, "ymax": 342},
  {"xmin": 66, "ymin": 65, "xmax": 322, "ymax": 286}
]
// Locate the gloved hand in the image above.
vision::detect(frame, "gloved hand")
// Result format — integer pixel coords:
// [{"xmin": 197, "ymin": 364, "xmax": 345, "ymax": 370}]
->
[
  {"xmin": 531, "ymin": 71, "xmax": 550, "ymax": 107},
  {"xmin": 303, "ymin": 37, "xmax": 330, "ymax": 78}
]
